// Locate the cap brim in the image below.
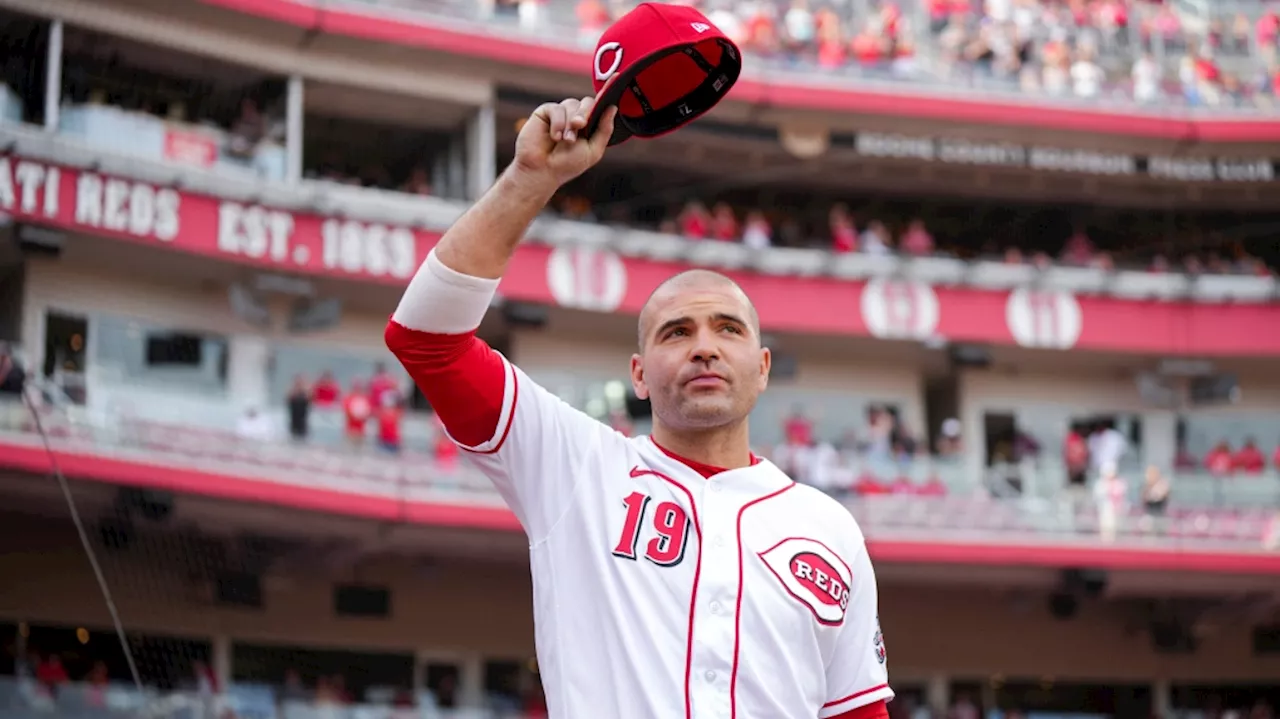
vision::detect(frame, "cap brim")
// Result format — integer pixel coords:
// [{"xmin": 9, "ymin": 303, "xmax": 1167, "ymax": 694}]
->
[{"xmin": 585, "ymin": 68, "xmax": 635, "ymax": 147}]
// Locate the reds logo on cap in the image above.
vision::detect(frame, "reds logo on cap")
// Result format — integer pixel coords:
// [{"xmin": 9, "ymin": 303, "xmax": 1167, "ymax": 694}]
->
[
  {"xmin": 594, "ymin": 42, "xmax": 624, "ymax": 82},
  {"xmin": 583, "ymin": 2, "xmax": 742, "ymax": 146},
  {"xmin": 758, "ymin": 537, "xmax": 852, "ymax": 626}
]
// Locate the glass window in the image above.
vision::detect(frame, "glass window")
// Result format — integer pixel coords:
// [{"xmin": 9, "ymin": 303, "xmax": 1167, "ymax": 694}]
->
[{"xmin": 92, "ymin": 314, "xmax": 228, "ymax": 394}]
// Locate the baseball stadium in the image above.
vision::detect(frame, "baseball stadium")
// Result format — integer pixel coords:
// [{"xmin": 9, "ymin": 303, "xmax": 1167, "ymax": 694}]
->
[{"xmin": 0, "ymin": 0, "xmax": 1279, "ymax": 717}]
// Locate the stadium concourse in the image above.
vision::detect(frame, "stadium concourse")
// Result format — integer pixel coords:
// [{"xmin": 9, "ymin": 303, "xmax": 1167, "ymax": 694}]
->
[{"xmin": 0, "ymin": 0, "xmax": 1279, "ymax": 717}]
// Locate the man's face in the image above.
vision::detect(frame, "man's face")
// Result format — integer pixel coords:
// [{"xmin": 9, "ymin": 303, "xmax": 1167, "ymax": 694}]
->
[{"xmin": 631, "ymin": 282, "xmax": 770, "ymax": 432}]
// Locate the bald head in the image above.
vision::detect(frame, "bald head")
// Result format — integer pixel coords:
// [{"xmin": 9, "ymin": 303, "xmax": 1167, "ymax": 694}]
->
[{"xmin": 637, "ymin": 270, "xmax": 761, "ymax": 351}]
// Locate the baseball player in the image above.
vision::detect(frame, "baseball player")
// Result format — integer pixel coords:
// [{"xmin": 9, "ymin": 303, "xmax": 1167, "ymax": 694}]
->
[{"xmin": 386, "ymin": 96, "xmax": 892, "ymax": 719}]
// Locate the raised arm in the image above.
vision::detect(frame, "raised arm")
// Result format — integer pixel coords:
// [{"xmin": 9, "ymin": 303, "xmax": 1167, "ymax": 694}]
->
[{"xmin": 385, "ymin": 98, "xmax": 617, "ymax": 542}]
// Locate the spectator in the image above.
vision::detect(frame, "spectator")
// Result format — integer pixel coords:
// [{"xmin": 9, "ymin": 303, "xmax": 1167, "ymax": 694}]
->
[
  {"xmin": 226, "ymin": 98, "xmax": 267, "ymax": 160},
  {"xmin": 287, "ymin": 375, "xmax": 311, "ymax": 442},
  {"xmin": 1061, "ymin": 226, "xmax": 1095, "ymax": 265},
  {"xmin": 829, "ymin": 204, "xmax": 858, "ymax": 252},
  {"xmin": 782, "ymin": 0, "xmax": 816, "ymax": 52},
  {"xmin": 937, "ymin": 417, "xmax": 962, "ymax": 457},
  {"xmin": 401, "ymin": 166, "xmax": 433, "ymax": 196},
  {"xmin": 678, "ymin": 201, "xmax": 710, "ymax": 239},
  {"xmin": 1205, "ymin": 441, "xmax": 1235, "ymax": 476},
  {"xmin": 861, "ymin": 220, "xmax": 893, "ymax": 255},
  {"xmin": 784, "ymin": 406, "xmax": 814, "ymax": 446},
  {"xmin": 1141, "ymin": 464, "xmax": 1171, "ymax": 522},
  {"xmin": 344, "ymin": 381, "xmax": 373, "ymax": 449},
  {"xmin": 899, "ymin": 219, "xmax": 934, "ymax": 256},
  {"xmin": 742, "ymin": 210, "xmax": 772, "ymax": 249},
  {"xmin": 312, "ymin": 371, "xmax": 341, "ymax": 406},
  {"xmin": 85, "ymin": 661, "xmax": 109, "ymax": 708},
  {"xmin": 282, "ymin": 669, "xmax": 309, "ymax": 703},
  {"xmin": 0, "ymin": 342, "xmax": 25, "ymax": 397},
  {"xmin": 1131, "ymin": 51, "xmax": 1162, "ymax": 103},
  {"xmin": 710, "ymin": 202, "xmax": 739, "ymax": 241},
  {"xmin": 432, "ymin": 413, "xmax": 460, "ymax": 470},
  {"xmin": 35, "ymin": 654, "xmax": 67, "ymax": 694},
  {"xmin": 1094, "ymin": 462, "xmax": 1128, "ymax": 543},
  {"xmin": 576, "ymin": 0, "xmax": 610, "ymax": 37},
  {"xmin": 369, "ymin": 362, "xmax": 401, "ymax": 408},
  {"xmin": 1234, "ymin": 439, "xmax": 1266, "ymax": 474},
  {"xmin": 376, "ymin": 395, "xmax": 404, "ymax": 454},
  {"xmin": 1087, "ymin": 420, "xmax": 1127, "ymax": 477},
  {"xmin": 1070, "ymin": 46, "xmax": 1105, "ymax": 98},
  {"xmin": 1273, "ymin": 440, "xmax": 1280, "ymax": 471},
  {"xmin": 1064, "ymin": 424, "xmax": 1090, "ymax": 489},
  {"xmin": 1260, "ymin": 9, "xmax": 1280, "ymax": 62}
]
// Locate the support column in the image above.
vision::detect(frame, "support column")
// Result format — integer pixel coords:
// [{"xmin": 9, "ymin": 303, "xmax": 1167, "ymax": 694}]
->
[
  {"xmin": 926, "ymin": 673, "xmax": 950, "ymax": 716},
  {"xmin": 1152, "ymin": 678, "xmax": 1172, "ymax": 719},
  {"xmin": 212, "ymin": 635, "xmax": 232, "ymax": 693},
  {"xmin": 285, "ymin": 75, "xmax": 305, "ymax": 183},
  {"xmin": 459, "ymin": 653, "xmax": 485, "ymax": 708},
  {"xmin": 466, "ymin": 101, "xmax": 496, "ymax": 201},
  {"xmin": 44, "ymin": 19, "xmax": 64, "ymax": 131}
]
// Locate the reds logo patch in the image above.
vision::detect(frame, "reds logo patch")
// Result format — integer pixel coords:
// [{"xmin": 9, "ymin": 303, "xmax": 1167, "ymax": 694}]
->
[
  {"xmin": 873, "ymin": 615, "xmax": 886, "ymax": 664},
  {"xmin": 758, "ymin": 538, "xmax": 852, "ymax": 626}
]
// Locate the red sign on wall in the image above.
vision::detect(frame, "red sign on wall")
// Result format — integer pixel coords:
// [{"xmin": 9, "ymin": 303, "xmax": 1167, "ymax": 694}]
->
[
  {"xmin": 3, "ymin": 152, "xmax": 1280, "ymax": 357},
  {"xmin": 162, "ymin": 129, "xmax": 219, "ymax": 168}
]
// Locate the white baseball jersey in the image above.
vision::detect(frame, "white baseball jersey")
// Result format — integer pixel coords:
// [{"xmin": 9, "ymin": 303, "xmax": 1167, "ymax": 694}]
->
[
  {"xmin": 385, "ymin": 250, "xmax": 891, "ymax": 719},
  {"xmin": 389, "ymin": 325, "xmax": 892, "ymax": 719}
]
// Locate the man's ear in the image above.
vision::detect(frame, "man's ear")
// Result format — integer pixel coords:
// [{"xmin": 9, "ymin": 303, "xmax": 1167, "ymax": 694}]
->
[
  {"xmin": 630, "ymin": 354, "xmax": 650, "ymax": 400},
  {"xmin": 758, "ymin": 347, "xmax": 771, "ymax": 392}
]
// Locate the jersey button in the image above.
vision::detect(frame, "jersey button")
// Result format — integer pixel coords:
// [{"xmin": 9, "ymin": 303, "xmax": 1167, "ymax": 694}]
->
[
  {"xmin": 709, "ymin": 601, "xmax": 722, "ymax": 615},
  {"xmin": 704, "ymin": 670, "xmax": 716, "ymax": 682},
  {"xmin": 714, "ymin": 535, "xmax": 726, "ymax": 547}
]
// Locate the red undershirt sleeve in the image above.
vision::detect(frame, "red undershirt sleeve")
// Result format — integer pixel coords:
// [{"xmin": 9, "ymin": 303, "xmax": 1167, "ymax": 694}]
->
[{"xmin": 385, "ymin": 317, "xmax": 608, "ymax": 544}]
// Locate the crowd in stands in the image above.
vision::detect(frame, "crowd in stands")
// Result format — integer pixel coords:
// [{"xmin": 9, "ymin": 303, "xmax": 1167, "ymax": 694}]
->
[
  {"xmin": 550, "ymin": 192, "xmax": 1278, "ymax": 276},
  {"xmin": 556, "ymin": 0, "xmax": 1280, "ymax": 106}
]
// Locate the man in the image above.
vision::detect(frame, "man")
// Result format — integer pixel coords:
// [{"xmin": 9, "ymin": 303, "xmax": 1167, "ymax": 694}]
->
[{"xmin": 386, "ymin": 96, "xmax": 891, "ymax": 719}]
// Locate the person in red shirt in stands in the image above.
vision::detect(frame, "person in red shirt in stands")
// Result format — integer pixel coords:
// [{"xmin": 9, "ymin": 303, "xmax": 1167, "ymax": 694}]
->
[
  {"xmin": 1204, "ymin": 441, "xmax": 1235, "ymax": 476},
  {"xmin": 377, "ymin": 395, "xmax": 404, "ymax": 454},
  {"xmin": 1064, "ymin": 425, "xmax": 1090, "ymax": 488},
  {"xmin": 344, "ymin": 381, "xmax": 372, "ymax": 448},
  {"xmin": 1233, "ymin": 438, "xmax": 1266, "ymax": 474},
  {"xmin": 36, "ymin": 654, "xmax": 68, "ymax": 694},
  {"xmin": 368, "ymin": 362, "xmax": 400, "ymax": 408},
  {"xmin": 783, "ymin": 406, "xmax": 814, "ymax": 446},
  {"xmin": 710, "ymin": 202, "xmax": 739, "ymax": 241},
  {"xmin": 677, "ymin": 201, "xmax": 709, "ymax": 239},
  {"xmin": 830, "ymin": 204, "xmax": 858, "ymax": 252},
  {"xmin": 899, "ymin": 219, "xmax": 935, "ymax": 256},
  {"xmin": 312, "ymin": 371, "xmax": 341, "ymax": 406}
]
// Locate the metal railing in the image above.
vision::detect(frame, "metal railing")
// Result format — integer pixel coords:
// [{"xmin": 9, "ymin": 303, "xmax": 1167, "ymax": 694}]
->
[{"xmin": 4, "ymin": 398, "xmax": 1278, "ymax": 551}]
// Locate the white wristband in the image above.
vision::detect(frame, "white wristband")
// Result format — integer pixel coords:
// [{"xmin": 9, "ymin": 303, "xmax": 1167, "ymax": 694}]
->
[{"xmin": 391, "ymin": 249, "xmax": 501, "ymax": 334}]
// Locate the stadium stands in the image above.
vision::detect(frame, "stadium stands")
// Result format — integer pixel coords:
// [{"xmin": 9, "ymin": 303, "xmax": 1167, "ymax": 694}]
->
[{"xmin": 1, "ymin": 0, "xmax": 1279, "ymax": 716}]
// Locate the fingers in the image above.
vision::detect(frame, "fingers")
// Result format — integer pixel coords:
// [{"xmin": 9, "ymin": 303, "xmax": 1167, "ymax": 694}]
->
[
  {"xmin": 534, "ymin": 96, "xmax": 598, "ymax": 143},
  {"xmin": 565, "ymin": 96, "xmax": 594, "ymax": 139},
  {"xmin": 588, "ymin": 105, "xmax": 618, "ymax": 156}
]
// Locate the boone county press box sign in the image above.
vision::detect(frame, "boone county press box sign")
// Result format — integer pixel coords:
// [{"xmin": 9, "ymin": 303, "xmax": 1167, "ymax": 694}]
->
[
  {"xmin": 852, "ymin": 132, "xmax": 1278, "ymax": 182},
  {"xmin": 0, "ymin": 155, "xmax": 431, "ymax": 283}
]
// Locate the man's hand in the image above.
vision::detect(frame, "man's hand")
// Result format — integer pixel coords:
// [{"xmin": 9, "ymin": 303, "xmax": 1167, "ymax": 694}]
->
[{"xmin": 513, "ymin": 96, "xmax": 617, "ymax": 193}]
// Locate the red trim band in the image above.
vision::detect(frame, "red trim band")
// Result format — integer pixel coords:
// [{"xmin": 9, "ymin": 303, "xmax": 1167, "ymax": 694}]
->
[
  {"xmin": 729, "ymin": 482, "xmax": 797, "ymax": 719},
  {"xmin": 630, "ymin": 467, "xmax": 704, "ymax": 719},
  {"xmin": 824, "ymin": 683, "xmax": 891, "ymax": 709}
]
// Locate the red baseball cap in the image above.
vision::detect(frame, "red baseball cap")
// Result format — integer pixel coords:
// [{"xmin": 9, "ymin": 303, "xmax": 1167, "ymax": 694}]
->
[{"xmin": 583, "ymin": 3, "xmax": 742, "ymax": 146}]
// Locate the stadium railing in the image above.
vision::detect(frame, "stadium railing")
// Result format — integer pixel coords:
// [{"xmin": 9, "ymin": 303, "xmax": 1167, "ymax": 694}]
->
[
  {"xmin": 326, "ymin": 0, "xmax": 1277, "ymax": 113},
  {"xmin": 0, "ymin": 676, "xmax": 539, "ymax": 719},
  {"xmin": 3, "ymin": 397, "xmax": 1278, "ymax": 551},
  {"xmin": 3, "ymin": 124, "xmax": 1274, "ymax": 305}
]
